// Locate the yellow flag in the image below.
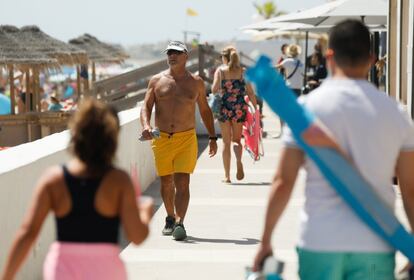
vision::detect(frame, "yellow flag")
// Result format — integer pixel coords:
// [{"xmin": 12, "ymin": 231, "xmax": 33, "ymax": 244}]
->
[{"xmin": 186, "ymin": 8, "xmax": 198, "ymax": 16}]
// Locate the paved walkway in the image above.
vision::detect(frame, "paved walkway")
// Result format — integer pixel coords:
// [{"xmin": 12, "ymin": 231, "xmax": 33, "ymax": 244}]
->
[
  {"xmin": 121, "ymin": 106, "xmax": 303, "ymax": 279},
  {"xmin": 121, "ymin": 105, "xmax": 408, "ymax": 280}
]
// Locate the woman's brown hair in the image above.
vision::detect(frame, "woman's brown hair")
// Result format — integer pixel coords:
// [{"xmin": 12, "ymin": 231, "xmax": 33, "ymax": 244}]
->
[
  {"xmin": 69, "ymin": 98, "xmax": 120, "ymax": 173},
  {"xmin": 221, "ymin": 46, "xmax": 241, "ymax": 71}
]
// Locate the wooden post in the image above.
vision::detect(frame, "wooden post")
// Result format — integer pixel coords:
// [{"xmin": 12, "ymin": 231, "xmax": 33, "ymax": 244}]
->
[
  {"xmin": 33, "ymin": 68, "xmax": 41, "ymax": 112},
  {"xmin": 25, "ymin": 70, "xmax": 31, "ymax": 113},
  {"xmin": 198, "ymin": 45, "xmax": 205, "ymax": 80},
  {"xmin": 92, "ymin": 62, "xmax": 96, "ymax": 82},
  {"xmin": 76, "ymin": 65, "xmax": 81, "ymax": 100},
  {"xmin": 9, "ymin": 66, "xmax": 15, "ymax": 114}
]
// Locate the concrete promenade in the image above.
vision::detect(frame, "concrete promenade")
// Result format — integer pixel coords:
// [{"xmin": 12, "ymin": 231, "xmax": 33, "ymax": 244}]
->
[
  {"xmin": 121, "ymin": 105, "xmax": 408, "ymax": 280},
  {"xmin": 121, "ymin": 106, "xmax": 302, "ymax": 280}
]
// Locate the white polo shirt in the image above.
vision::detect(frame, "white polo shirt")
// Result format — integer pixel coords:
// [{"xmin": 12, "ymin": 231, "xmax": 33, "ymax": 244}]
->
[{"xmin": 282, "ymin": 78, "xmax": 414, "ymax": 252}]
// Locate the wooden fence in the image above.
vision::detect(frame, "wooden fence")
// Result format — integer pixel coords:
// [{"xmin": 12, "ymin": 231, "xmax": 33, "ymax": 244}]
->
[{"xmin": 87, "ymin": 44, "xmax": 221, "ymax": 111}]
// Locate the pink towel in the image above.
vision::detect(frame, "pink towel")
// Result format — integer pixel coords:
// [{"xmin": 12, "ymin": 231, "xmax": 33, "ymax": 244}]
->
[
  {"xmin": 243, "ymin": 97, "xmax": 263, "ymax": 161},
  {"xmin": 43, "ymin": 242, "xmax": 127, "ymax": 280}
]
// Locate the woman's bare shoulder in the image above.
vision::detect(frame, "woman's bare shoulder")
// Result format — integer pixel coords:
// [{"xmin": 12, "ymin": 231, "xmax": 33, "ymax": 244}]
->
[
  {"xmin": 104, "ymin": 168, "xmax": 133, "ymax": 188},
  {"xmin": 39, "ymin": 165, "xmax": 64, "ymax": 185}
]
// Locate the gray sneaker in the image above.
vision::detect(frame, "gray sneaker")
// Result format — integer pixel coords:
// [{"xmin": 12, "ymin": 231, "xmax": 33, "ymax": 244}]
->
[
  {"xmin": 172, "ymin": 223, "xmax": 187, "ymax": 241},
  {"xmin": 162, "ymin": 216, "xmax": 175, "ymax": 236}
]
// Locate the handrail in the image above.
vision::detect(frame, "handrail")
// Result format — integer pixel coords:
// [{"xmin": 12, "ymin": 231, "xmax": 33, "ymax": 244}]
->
[
  {"xmin": 89, "ymin": 49, "xmax": 200, "ymax": 97},
  {"xmin": 0, "ymin": 44, "xmax": 224, "ymax": 146},
  {"xmin": 86, "ymin": 44, "xmax": 222, "ymax": 111},
  {"xmin": 240, "ymin": 52, "xmax": 256, "ymax": 63}
]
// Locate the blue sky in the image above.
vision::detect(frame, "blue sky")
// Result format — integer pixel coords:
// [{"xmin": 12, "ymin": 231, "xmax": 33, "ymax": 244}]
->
[{"xmin": 1, "ymin": 0, "xmax": 326, "ymax": 46}]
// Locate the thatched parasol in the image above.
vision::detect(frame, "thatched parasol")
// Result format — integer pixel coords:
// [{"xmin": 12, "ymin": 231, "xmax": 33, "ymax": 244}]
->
[
  {"xmin": 19, "ymin": 26, "xmax": 88, "ymax": 65},
  {"xmin": 0, "ymin": 25, "xmax": 59, "ymax": 70},
  {"xmin": 0, "ymin": 25, "xmax": 60, "ymax": 114},
  {"xmin": 83, "ymin": 34, "xmax": 128, "ymax": 60},
  {"xmin": 69, "ymin": 34, "xmax": 127, "ymax": 88},
  {"xmin": 69, "ymin": 34, "xmax": 125, "ymax": 64}
]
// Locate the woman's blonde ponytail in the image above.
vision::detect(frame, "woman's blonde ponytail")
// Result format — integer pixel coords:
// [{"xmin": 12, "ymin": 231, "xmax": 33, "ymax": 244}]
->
[{"xmin": 228, "ymin": 50, "xmax": 241, "ymax": 70}]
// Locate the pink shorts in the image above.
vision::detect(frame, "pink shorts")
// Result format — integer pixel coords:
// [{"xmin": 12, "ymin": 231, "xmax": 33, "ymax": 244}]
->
[{"xmin": 43, "ymin": 242, "xmax": 127, "ymax": 280}]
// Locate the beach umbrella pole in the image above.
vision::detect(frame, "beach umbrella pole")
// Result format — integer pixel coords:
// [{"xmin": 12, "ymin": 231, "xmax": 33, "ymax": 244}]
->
[
  {"xmin": 25, "ymin": 70, "xmax": 31, "ymax": 113},
  {"xmin": 76, "ymin": 65, "xmax": 81, "ymax": 100},
  {"xmin": 9, "ymin": 66, "xmax": 15, "ymax": 114},
  {"xmin": 92, "ymin": 62, "xmax": 96, "ymax": 82},
  {"xmin": 303, "ymin": 31, "xmax": 309, "ymax": 88},
  {"xmin": 33, "ymin": 68, "xmax": 40, "ymax": 112}
]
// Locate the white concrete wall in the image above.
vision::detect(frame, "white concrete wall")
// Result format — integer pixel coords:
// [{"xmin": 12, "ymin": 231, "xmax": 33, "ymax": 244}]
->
[
  {"xmin": 0, "ymin": 106, "xmax": 157, "ymax": 280},
  {"xmin": 195, "ymin": 95, "xmax": 221, "ymax": 136}
]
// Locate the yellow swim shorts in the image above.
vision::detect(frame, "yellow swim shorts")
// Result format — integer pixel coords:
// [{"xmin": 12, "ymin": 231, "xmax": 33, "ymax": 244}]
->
[{"xmin": 151, "ymin": 129, "xmax": 198, "ymax": 176}]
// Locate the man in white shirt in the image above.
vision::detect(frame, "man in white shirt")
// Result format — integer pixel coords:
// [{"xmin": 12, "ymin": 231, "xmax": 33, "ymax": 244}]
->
[{"xmin": 253, "ymin": 20, "xmax": 414, "ymax": 280}]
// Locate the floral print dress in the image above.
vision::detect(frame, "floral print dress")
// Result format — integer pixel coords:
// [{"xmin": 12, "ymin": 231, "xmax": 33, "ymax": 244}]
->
[{"xmin": 218, "ymin": 78, "xmax": 249, "ymax": 123}]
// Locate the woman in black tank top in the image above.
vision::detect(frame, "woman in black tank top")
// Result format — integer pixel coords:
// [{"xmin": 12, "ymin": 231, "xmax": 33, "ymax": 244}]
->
[{"xmin": 2, "ymin": 99, "xmax": 153, "ymax": 280}]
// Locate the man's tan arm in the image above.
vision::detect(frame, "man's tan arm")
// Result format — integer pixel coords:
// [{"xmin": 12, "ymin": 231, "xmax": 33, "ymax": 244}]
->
[
  {"xmin": 396, "ymin": 151, "xmax": 414, "ymax": 230},
  {"xmin": 197, "ymin": 79, "xmax": 216, "ymax": 138},
  {"xmin": 253, "ymin": 147, "xmax": 304, "ymax": 271},
  {"xmin": 196, "ymin": 78, "xmax": 217, "ymax": 157},
  {"xmin": 261, "ymin": 147, "xmax": 304, "ymax": 244},
  {"xmin": 140, "ymin": 77, "xmax": 157, "ymax": 139}
]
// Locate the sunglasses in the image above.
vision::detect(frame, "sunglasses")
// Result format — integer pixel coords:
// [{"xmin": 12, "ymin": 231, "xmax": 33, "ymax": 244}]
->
[{"xmin": 166, "ymin": 49, "xmax": 185, "ymax": 56}]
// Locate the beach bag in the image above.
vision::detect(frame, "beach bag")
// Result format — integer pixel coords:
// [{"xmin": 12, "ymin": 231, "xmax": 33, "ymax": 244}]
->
[
  {"xmin": 208, "ymin": 93, "xmax": 222, "ymax": 119},
  {"xmin": 208, "ymin": 68, "xmax": 224, "ymax": 119}
]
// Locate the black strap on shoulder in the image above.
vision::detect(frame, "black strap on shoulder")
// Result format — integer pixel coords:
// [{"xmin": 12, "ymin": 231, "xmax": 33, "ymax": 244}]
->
[{"xmin": 286, "ymin": 59, "xmax": 300, "ymax": 80}]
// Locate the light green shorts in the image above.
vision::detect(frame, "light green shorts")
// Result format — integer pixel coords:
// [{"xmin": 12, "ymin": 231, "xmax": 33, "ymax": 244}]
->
[{"xmin": 297, "ymin": 247, "xmax": 395, "ymax": 280}]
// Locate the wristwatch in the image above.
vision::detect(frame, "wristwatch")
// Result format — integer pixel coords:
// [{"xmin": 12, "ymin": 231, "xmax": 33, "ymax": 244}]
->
[{"xmin": 209, "ymin": 136, "xmax": 218, "ymax": 141}]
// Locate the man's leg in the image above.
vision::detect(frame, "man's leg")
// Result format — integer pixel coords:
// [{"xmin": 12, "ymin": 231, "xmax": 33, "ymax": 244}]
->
[
  {"xmin": 174, "ymin": 173, "xmax": 190, "ymax": 223},
  {"xmin": 160, "ymin": 175, "xmax": 176, "ymax": 235},
  {"xmin": 172, "ymin": 173, "xmax": 190, "ymax": 241}
]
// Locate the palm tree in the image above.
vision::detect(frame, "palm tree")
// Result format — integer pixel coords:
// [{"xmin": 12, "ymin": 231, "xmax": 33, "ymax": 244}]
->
[{"xmin": 253, "ymin": 1, "xmax": 285, "ymax": 19}]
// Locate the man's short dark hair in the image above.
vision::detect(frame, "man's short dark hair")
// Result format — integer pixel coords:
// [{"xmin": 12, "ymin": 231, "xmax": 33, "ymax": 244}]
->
[
  {"xmin": 281, "ymin": 44, "xmax": 288, "ymax": 52},
  {"xmin": 329, "ymin": 20, "xmax": 371, "ymax": 67}
]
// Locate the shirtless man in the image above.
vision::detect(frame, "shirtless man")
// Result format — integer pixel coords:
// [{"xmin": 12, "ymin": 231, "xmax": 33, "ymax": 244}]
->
[{"xmin": 140, "ymin": 41, "xmax": 218, "ymax": 241}]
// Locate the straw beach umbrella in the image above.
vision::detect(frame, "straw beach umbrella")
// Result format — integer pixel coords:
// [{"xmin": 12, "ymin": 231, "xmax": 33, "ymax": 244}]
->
[
  {"xmin": 4, "ymin": 26, "xmax": 91, "ymax": 111},
  {"xmin": 69, "ymin": 34, "xmax": 124, "ymax": 64},
  {"xmin": 83, "ymin": 34, "xmax": 128, "ymax": 61},
  {"xmin": 69, "ymin": 34, "xmax": 126, "ymax": 94},
  {"xmin": 0, "ymin": 25, "xmax": 59, "ymax": 70},
  {"xmin": 17, "ymin": 26, "xmax": 88, "ymax": 65},
  {"xmin": 0, "ymin": 25, "xmax": 59, "ymax": 114}
]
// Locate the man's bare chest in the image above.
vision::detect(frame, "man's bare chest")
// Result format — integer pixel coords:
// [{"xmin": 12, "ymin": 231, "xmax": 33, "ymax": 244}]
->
[{"xmin": 155, "ymin": 80, "xmax": 198, "ymax": 102}]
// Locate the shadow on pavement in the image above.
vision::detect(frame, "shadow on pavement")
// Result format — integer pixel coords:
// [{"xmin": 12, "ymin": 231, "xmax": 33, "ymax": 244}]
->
[
  {"xmin": 229, "ymin": 182, "xmax": 271, "ymax": 186},
  {"xmin": 183, "ymin": 236, "xmax": 260, "ymax": 245}
]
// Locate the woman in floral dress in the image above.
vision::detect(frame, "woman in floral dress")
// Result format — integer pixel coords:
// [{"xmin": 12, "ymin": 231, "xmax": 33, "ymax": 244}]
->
[{"xmin": 211, "ymin": 46, "xmax": 258, "ymax": 183}]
